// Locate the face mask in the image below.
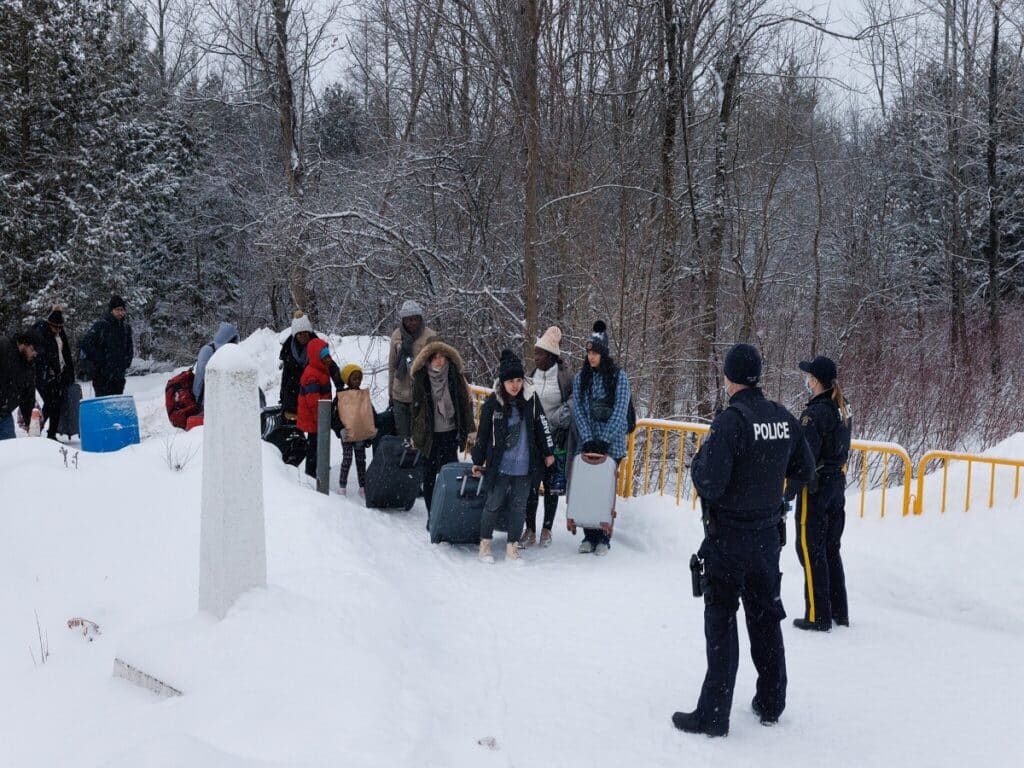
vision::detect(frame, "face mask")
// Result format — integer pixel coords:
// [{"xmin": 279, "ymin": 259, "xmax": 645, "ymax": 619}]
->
[{"xmin": 803, "ymin": 378, "xmax": 813, "ymax": 395}]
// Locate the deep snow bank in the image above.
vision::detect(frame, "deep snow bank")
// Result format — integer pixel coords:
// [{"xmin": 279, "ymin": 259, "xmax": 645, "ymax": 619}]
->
[{"xmin": 1, "ymin": 338, "xmax": 1022, "ymax": 767}]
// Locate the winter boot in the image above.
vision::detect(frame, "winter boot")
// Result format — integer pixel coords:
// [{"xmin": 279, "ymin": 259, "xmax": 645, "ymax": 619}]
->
[
  {"xmin": 671, "ymin": 711, "xmax": 727, "ymax": 738},
  {"xmin": 594, "ymin": 542, "xmax": 610, "ymax": 556},
  {"xmin": 478, "ymin": 539, "xmax": 495, "ymax": 564},
  {"xmin": 793, "ymin": 618, "xmax": 831, "ymax": 632},
  {"xmin": 751, "ymin": 697, "xmax": 779, "ymax": 726},
  {"xmin": 506, "ymin": 542, "xmax": 522, "ymax": 562},
  {"xmin": 337, "ymin": 486, "xmax": 348, "ymax": 496},
  {"xmin": 539, "ymin": 529, "xmax": 553, "ymax": 547},
  {"xmin": 519, "ymin": 529, "xmax": 537, "ymax": 548},
  {"xmin": 578, "ymin": 540, "xmax": 596, "ymax": 554}
]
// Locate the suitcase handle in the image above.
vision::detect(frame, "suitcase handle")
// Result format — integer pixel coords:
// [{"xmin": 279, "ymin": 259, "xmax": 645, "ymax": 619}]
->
[{"xmin": 458, "ymin": 474, "xmax": 484, "ymax": 498}]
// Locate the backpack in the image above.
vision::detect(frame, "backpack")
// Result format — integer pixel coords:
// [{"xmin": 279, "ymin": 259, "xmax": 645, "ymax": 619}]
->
[
  {"xmin": 77, "ymin": 323, "xmax": 102, "ymax": 381},
  {"xmin": 165, "ymin": 369, "xmax": 201, "ymax": 429}
]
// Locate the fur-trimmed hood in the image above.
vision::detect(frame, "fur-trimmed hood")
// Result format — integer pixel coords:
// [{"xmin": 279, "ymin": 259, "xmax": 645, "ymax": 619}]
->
[{"xmin": 411, "ymin": 338, "xmax": 464, "ymax": 376}]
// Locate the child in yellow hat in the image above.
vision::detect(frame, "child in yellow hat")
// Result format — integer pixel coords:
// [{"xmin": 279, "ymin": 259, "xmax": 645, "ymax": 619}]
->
[{"xmin": 338, "ymin": 364, "xmax": 372, "ymax": 497}]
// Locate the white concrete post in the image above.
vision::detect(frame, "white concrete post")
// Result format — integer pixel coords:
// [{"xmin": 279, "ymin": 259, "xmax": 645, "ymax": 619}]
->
[{"xmin": 198, "ymin": 345, "xmax": 267, "ymax": 619}]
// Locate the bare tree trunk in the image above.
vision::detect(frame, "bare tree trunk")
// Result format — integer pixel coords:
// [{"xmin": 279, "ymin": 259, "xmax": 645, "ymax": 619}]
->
[
  {"xmin": 272, "ymin": 0, "xmax": 313, "ymax": 318},
  {"xmin": 810, "ymin": 128, "xmax": 825, "ymax": 356},
  {"xmin": 517, "ymin": 0, "xmax": 541, "ymax": 359},
  {"xmin": 985, "ymin": 0, "xmax": 1002, "ymax": 377},
  {"xmin": 695, "ymin": 51, "xmax": 740, "ymax": 417},
  {"xmin": 943, "ymin": 0, "xmax": 967, "ymax": 362},
  {"xmin": 655, "ymin": 0, "xmax": 682, "ymax": 415}
]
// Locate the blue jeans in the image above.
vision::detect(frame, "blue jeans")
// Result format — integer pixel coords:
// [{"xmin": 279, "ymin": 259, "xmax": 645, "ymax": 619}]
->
[{"xmin": 0, "ymin": 414, "xmax": 16, "ymax": 440}]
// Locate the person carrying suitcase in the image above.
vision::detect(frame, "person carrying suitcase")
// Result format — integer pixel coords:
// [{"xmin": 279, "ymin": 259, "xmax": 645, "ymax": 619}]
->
[
  {"xmin": 569, "ymin": 321, "xmax": 632, "ymax": 556},
  {"xmin": 411, "ymin": 339, "xmax": 476, "ymax": 521},
  {"xmin": 470, "ymin": 350, "xmax": 555, "ymax": 564}
]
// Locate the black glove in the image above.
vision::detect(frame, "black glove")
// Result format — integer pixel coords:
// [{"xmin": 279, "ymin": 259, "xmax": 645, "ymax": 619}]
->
[{"xmin": 581, "ymin": 439, "xmax": 610, "ymax": 455}]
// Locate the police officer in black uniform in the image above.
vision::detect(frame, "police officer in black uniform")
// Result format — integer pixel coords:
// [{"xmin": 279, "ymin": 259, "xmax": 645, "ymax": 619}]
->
[
  {"xmin": 793, "ymin": 355, "xmax": 852, "ymax": 631},
  {"xmin": 673, "ymin": 343, "xmax": 813, "ymax": 737}
]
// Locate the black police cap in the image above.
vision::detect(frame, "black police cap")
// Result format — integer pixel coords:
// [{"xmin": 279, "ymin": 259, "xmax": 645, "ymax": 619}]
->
[{"xmin": 799, "ymin": 356, "xmax": 838, "ymax": 385}]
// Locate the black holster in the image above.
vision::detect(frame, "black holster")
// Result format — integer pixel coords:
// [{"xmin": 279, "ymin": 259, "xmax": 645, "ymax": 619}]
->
[{"xmin": 689, "ymin": 553, "xmax": 704, "ymax": 598}]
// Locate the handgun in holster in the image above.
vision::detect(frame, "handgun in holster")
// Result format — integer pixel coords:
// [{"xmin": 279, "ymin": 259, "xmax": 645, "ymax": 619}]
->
[
  {"xmin": 777, "ymin": 502, "xmax": 788, "ymax": 547},
  {"xmin": 689, "ymin": 553, "xmax": 704, "ymax": 598}
]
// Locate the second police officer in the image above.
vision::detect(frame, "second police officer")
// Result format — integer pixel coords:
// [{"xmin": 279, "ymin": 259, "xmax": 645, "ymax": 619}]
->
[
  {"xmin": 793, "ymin": 355, "xmax": 853, "ymax": 631},
  {"xmin": 673, "ymin": 343, "xmax": 814, "ymax": 737}
]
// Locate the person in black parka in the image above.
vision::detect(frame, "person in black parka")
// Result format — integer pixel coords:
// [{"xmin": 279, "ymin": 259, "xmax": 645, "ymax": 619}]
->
[
  {"xmin": 279, "ymin": 310, "xmax": 345, "ymax": 422},
  {"xmin": 793, "ymin": 355, "xmax": 853, "ymax": 632},
  {"xmin": 32, "ymin": 306, "xmax": 75, "ymax": 439},
  {"xmin": 673, "ymin": 343, "xmax": 814, "ymax": 738},
  {"xmin": 80, "ymin": 296, "xmax": 134, "ymax": 396},
  {"xmin": 470, "ymin": 350, "xmax": 555, "ymax": 563},
  {"xmin": 0, "ymin": 330, "xmax": 39, "ymax": 440}
]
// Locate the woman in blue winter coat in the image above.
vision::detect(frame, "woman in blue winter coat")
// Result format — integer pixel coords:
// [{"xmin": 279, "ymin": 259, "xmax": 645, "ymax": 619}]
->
[{"xmin": 570, "ymin": 321, "xmax": 632, "ymax": 555}]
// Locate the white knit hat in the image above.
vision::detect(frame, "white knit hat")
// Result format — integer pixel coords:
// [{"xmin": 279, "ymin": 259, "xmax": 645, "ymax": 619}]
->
[
  {"xmin": 534, "ymin": 326, "xmax": 562, "ymax": 358},
  {"xmin": 291, "ymin": 311, "xmax": 314, "ymax": 336},
  {"xmin": 399, "ymin": 299, "xmax": 425, "ymax": 319}
]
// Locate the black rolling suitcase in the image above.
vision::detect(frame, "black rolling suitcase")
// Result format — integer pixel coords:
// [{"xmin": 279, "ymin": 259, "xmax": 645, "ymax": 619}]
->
[
  {"xmin": 61, "ymin": 382, "xmax": 82, "ymax": 437},
  {"xmin": 365, "ymin": 435, "xmax": 423, "ymax": 510},
  {"xmin": 428, "ymin": 463, "xmax": 509, "ymax": 544},
  {"xmin": 261, "ymin": 405, "xmax": 307, "ymax": 466}
]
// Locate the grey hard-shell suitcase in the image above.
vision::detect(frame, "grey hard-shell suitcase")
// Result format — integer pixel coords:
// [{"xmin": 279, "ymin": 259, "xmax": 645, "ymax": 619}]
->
[
  {"xmin": 428, "ymin": 462, "xmax": 508, "ymax": 544},
  {"xmin": 566, "ymin": 453, "xmax": 618, "ymax": 528}
]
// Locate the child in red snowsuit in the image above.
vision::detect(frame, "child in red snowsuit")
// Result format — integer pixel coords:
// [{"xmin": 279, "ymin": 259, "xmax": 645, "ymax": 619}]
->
[{"xmin": 298, "ymin": 338, "xmax": 334, "ymax": 478}]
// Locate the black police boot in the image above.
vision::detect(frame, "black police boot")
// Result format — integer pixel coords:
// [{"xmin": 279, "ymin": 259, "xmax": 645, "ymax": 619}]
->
[
  {"xmin": 751, "ymin": 697, "xmax": 779, "ymax": 726},
  {"xmin": 834, "ymin": 617, "xmax": 850, "ymax": 627},
  {"xmin": 671, "ymin": 710, "xmax": 728, "ymax": 738},
  {"xmin": 793, "ymin": 618, "xmax": 831, "ymax": 632}
]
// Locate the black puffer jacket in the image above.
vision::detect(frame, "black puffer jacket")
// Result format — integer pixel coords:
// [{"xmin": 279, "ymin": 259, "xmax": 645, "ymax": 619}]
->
[
  {"xmin": 0, "ymin": 337, "xmax": 36, "ymax": 425},
  {"xmin": 32, "ymin": 319, "xmax": 75, "ymax": 393},
  {"xmin": 81, "ymin": 312, "xmax": 133, "ymax": 380},
  {"xmin": 470, "ymin": 380, "xmax": 554, "ymax": 489}
]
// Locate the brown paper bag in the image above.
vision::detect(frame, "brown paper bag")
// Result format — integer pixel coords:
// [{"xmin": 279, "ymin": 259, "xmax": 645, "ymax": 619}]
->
[{"xmin": 336, "ymin": 389, "xmax": 377, "ymax": 443}]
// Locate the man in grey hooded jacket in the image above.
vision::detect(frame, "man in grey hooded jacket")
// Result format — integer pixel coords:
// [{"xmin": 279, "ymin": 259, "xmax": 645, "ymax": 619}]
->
[{"xmin": 192, "ymin": 322, "xmax": 240, "ymax": 405}]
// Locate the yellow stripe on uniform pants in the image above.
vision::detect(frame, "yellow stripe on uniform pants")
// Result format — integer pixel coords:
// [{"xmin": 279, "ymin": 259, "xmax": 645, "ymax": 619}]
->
[{"xmin": 799, "ymin": 486, "xmax": 816, "ymax": 623}]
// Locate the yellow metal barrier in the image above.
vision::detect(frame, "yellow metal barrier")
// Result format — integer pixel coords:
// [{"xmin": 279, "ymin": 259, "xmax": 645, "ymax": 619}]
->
[
  {"xmin": 618, "ymin": 422, "xmax": 913, "ymax": 518},
  {"xmin": 620, "ymin": 420, "xmax": 709, "ymax": 504},
  {"xmin": 912, "ymin": 451, "xmax": 1024, "ymax": 515},
  {"xmin": 846, "ymin": 441, "xmax": 913, "ymax": 518},
  {"xmin": 469, "ymin": 384, "xmax": 491, "ymax": 421}
]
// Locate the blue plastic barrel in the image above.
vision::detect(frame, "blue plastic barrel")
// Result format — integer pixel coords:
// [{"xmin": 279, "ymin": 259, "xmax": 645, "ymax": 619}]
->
[{"xmin": 80, "ymin": 395, "xmax": 141, "ymax": 452}]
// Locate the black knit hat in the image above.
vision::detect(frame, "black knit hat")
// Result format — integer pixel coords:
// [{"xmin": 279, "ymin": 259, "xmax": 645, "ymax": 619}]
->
[
  {"xmin": 109, "ymin": 295, "xmax": 126, "ymax": 311},
  {"xmin": 723, "ymin": 343, "xmax": 762, "ymax": 386},
  {"xmin": 498, "ymin": 349, "xmax": 525, "ymax": 382},
  {"xmin": 47, "ymin": 306, "xmax": 65, "ymax": 326},
  {"xmin": 799, "ymin": 356, "xmax": 837, "ymax": 386},
  {"xmin": 586, "ymin": 320, "xmax": 610, "ymax": 357}
]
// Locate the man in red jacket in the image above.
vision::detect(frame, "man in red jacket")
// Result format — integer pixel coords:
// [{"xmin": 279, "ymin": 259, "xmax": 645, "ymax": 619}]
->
[{"xmin": 297, "ymin": 338, "xmax": 335, "ymax": 479}]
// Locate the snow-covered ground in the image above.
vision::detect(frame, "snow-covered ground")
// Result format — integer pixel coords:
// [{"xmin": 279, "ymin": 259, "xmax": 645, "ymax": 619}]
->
[{"xmin": 1, "ymin": 332, "xmax": 1022, "ymax": 767}]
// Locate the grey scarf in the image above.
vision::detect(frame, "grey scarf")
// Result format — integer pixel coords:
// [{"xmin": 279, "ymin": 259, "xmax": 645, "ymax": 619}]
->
[
  {"xmin": 428, "ymin": 360, "xmax": 456, "ymax": 429},
  {"xmin": 395, "ymin": 325, "xmax": 421, "ymax": 382}
]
